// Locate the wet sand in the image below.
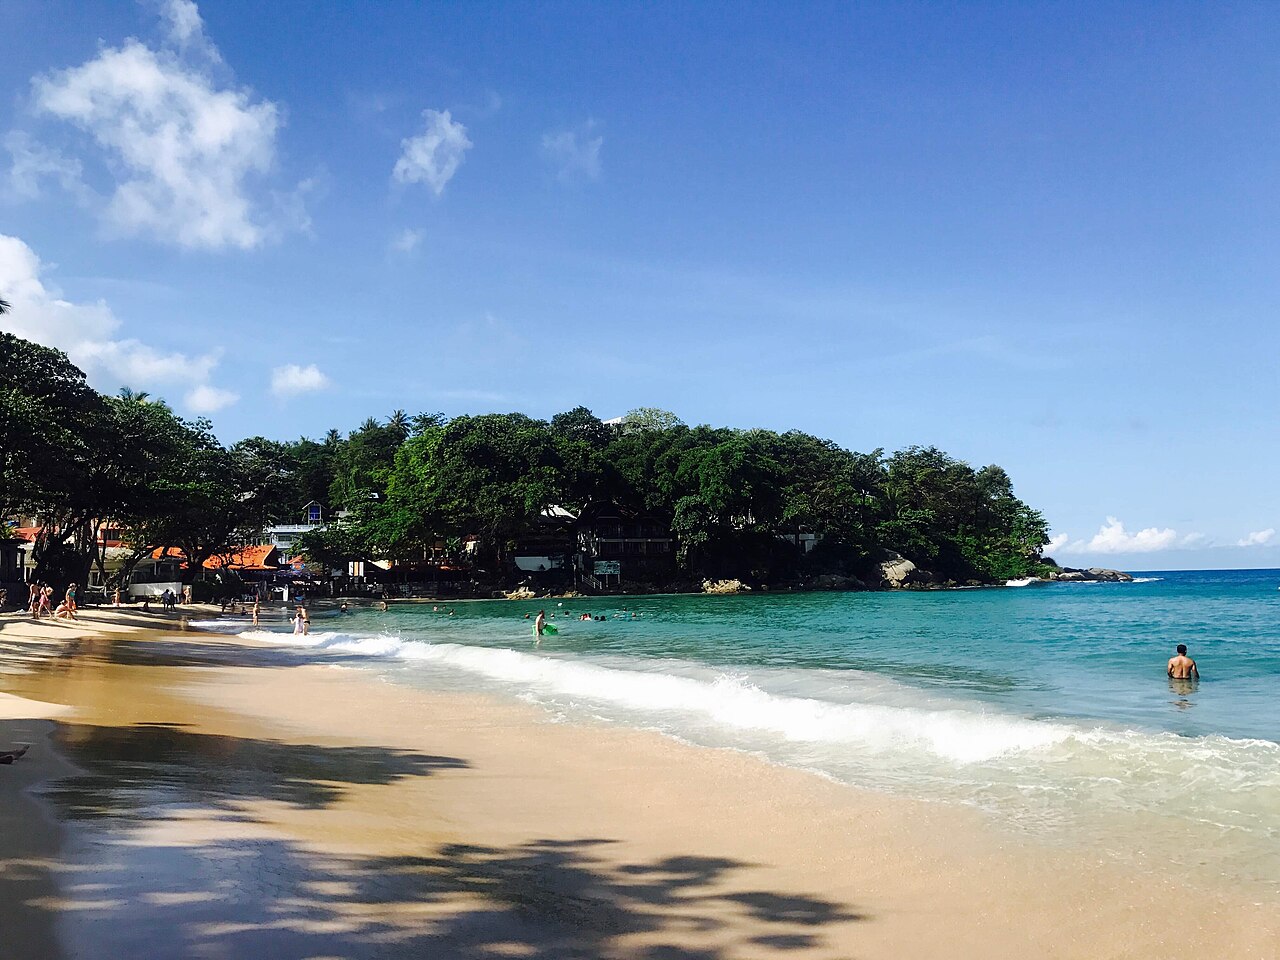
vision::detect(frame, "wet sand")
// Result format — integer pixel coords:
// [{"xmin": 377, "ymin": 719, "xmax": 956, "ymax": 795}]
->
[{"xmin": 1, "ymin": 609, "xmax": 1277, "ymax": 959}]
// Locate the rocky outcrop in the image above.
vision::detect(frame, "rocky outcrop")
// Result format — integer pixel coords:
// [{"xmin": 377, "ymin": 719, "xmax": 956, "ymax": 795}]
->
[
  {"xmin": 702, "ymin": 578, "xmax": 751, "ymax": 595},
  {"xmin": 1048, "ymin": 567, "xmax": 1133, "ymax": 582},
  {"xmin": 878, "ymin": 553, "xmax": 919, "ymax": 588}
]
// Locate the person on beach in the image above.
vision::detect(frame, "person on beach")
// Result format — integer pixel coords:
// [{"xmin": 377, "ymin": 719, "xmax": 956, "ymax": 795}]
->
[
  {"xmin": 292, "ymin": 606, "xmax": 304, "ymax": 634},
  {"xmin": 28, "ymin": 582, "xmax": 39, "ymax": 618},
  {"xmin": 65, "ymin": 582, "xmax": 77, "ymax": 615},
  {"xmin": 112, "ymin": 586, "xmax": 121, "ymax": 606},
  {"xmin": 53, "ymin": 599, "xmax": 75, "ymax": 620},
  {"xmin": 252, "ymin": 599, "xmax": 260, "ymax": 627},
  {"xmin": 302, "ymin": 608, "xmax": 311, "ymax": 635},
  {"xmin": 39, "ymin": 585, "xmax": 53, "ymax": 618},
  {"xmin": 534, "ymin": 609, "xmax": 546, "ymax": 645},
  {"xmin": 1167, "ymin": 644, "xmax": 1199, "ymax": 680}
]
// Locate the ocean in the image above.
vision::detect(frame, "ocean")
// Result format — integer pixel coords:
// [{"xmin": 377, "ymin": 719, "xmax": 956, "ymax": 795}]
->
[{"xmin": 210, "ymin": 569, "xmax": 1280, "ymax": 894}]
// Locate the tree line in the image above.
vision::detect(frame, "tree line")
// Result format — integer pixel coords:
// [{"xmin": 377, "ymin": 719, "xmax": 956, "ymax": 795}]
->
[{"xmin": 2, "ymin": 332, "xmax": 1051, "ymax": 594}]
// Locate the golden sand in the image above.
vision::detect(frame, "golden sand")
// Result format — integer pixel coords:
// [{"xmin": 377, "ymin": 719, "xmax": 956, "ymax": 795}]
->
[{"xmin": 1, "ymin": 609, "xmax": 1276, "ymax": 959}]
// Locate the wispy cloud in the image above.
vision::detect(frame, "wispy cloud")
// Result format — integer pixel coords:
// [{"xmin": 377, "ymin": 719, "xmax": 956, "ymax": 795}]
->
[
  {"xmin": 1237, "ymin": 528, "xmax": 1275, "ymax": 547},
  {"xmin": 3, "ymin": 131, "xmax": 86, "ymax": 202},
  {"xmin": 389, "ymin": 227, "xmax": 424, "ymax": 254},
  {"xmin": 271, "ymin": 363, "xmax": 330, "ymax": 398},
  {"xmin": 157, "ymin": 0, "xmax": 220, "ymax": 60},
  {"xmin": 11, "ymin": 0, "xmax": 294, "ymax": 250},
  {"xmin": 393, "ymin": 109, "xmax": 472, "ymax": 196},
  {"xmin": 0, "ymin": 232, "xmax": 234, "ymax": 411},
  {"xmin": 541, "ymin": 120, "xmax": 603, "ymax": 182}
]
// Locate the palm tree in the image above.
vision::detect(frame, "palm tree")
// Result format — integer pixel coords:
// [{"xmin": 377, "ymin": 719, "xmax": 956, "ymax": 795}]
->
[
  {"xmin": 117, "ymin": 387, "xmax": 152, "ymax": 403},
  {"xmin": 0, "ymin": 298, "xmax": 10, "ymax": 314},
  {"xmin": 387, "ymin": 409, "xmax": 409, "ymax": 437}
]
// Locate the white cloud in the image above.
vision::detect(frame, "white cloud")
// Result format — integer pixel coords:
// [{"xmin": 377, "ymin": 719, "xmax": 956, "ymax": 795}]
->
[
  {"xmin": 393, "ymin": 109, "xmax": 471, "ymax": 195},
  {"xmin": 541, "ymin": 121, "xmax": 603, "ymax": 182},
  {"xmin": 16, "ymin": 1, "xmax": 288, "ymax": 250},
  {"xmin": 0, "ymin": 232, "xmax": 233, "ymax": 410},
  {"xmin": 271, "ymin": 363, "xmax": 330, "ymax": 398},
  {"xmin": 1063, "ymin": 516, "xmax": 1179, "ymax": 554},
  {"xmin": 1237, "ymin": 529, "xmax": 1275, "ymax": 547},
  {"xmin": 1042, "ymin": 533, "xmax": 1069, "ymax": 554},
  {"xmin": 390, "ymin": 227, "xmax": 424, "ymax": 253},
  {"xmin": 184, "ymin": 383, "xmax": 238, "ymax": 413}
]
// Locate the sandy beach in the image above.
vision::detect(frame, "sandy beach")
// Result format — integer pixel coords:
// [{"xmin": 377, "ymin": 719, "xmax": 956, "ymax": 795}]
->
[{"xmin": 0, "ymin": 608, "xmax": 1276, "ymax": 960}]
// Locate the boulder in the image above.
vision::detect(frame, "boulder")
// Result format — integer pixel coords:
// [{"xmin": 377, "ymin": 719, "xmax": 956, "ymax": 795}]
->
[
  {"xmin": 879, "ymin": 553, "xmax": 918, "ymax": 588},
  {"xmin": 1054, "ymin": 567, "xmax": 1134, "ymax": 582},
  {"xmin": 702, "ymin": 578, "xmax": 750, "ymax": 595},
  {"xmin": 1085, "ymin": 567, "xmax": 1135, "ymax": 582}
]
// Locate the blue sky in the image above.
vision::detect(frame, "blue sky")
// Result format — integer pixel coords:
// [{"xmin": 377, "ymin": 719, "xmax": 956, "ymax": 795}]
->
[{"xmin": 2, "ymin": 0, "xmax": 1278, "ymax": 569}]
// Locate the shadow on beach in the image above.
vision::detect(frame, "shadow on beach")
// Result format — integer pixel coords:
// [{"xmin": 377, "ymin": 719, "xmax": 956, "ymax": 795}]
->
[
  {"xmin": 43, "ymin": 722, "xmax": 468, "ymax": 814},
  {"xmin": 19, "ymin": 720, "xmax": 865, "ymax": 959},
  {"xmin": 27, "ymin": 835, "xmax": 865, "ymax": 959}
]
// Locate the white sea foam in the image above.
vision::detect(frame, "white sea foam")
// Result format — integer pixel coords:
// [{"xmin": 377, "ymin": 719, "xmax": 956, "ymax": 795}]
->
[
  {"xmin": 202, "ymin": 620, "xmax": 1280, "ymax": 888},
  {"xmin": 1004, "ymin": 577, "xmax": 1040, "ymax": 587},
  {"xmin": 221, "ymin": 626, "xmax": 1078, "ymax": 764}
]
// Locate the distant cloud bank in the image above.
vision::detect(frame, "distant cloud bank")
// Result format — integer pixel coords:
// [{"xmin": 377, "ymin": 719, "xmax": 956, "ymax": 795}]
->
[{"xmin": 1237, "ymin": 528, "xmax": 1275, "ymax": 547}]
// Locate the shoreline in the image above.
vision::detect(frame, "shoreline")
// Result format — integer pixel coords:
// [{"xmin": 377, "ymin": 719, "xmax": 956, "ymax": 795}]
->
[{"xmin": 1, "ymin": 611, "xmax": 1277, "ymax": 958}]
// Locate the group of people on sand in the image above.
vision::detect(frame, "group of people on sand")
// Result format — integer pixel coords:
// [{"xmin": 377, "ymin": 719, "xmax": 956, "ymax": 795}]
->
[{"xmin": 26, "ymin": 581, "xmax": 77, "ymax": 620}]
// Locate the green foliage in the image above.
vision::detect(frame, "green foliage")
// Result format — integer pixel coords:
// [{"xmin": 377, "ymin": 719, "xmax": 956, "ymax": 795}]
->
[
  {"xmin": 619, "ymin": 407, "xmax": 685, "ymax": 434},
  {"xmin": 2, "ymin": 331, "xmax": 1053, "ymax": 590}
]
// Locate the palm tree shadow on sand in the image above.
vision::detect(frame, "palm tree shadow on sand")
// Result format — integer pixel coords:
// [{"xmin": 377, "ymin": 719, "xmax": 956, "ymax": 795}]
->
[{"xmin": 27, "ymin": 723, "xmax": 867, "ymax": 959}]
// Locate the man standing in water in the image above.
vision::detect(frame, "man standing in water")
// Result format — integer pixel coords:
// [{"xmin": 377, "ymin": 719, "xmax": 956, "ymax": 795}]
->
[
  {"xmin": 1167, "ymin": 644, "xmax": 1200, "ymax": 680},
  {"xmin": 534, "ymin": 609, "xmax": 546, "ymax": 645}
]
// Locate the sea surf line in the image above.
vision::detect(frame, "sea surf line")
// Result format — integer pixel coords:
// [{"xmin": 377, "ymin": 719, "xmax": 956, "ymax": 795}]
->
[{"xmin": 199, "ymin": 569, "xmax": 1280, "ymax": 893}]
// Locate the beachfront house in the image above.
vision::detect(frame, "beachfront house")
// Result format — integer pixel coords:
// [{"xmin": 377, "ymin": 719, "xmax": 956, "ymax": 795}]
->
[
  {"xmin": 264, "ymin": 501, "xmax": 327, "ymax": 556},
  {"xmin": 574, "ymin": 501, "xmax": 674, "ymax": 587},
  {"xmin": 511, "ymin": 505, "xmax": 579, "ymax": 585},
  {"xmin": 131, "ymin": 544, "xmax": 285, "ymax": 600}
]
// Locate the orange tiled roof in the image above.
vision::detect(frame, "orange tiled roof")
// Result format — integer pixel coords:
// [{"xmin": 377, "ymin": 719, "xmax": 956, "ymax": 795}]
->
[
  {"xmin": 151, "ymin": 545, "xmax": 280, "ymax": 571},
  {"xmin": 204, "ymin": 544, "xmax": 279, "ymax": 571}
]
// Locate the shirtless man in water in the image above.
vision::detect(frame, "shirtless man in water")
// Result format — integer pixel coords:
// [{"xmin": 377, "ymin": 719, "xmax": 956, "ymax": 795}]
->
[{"xmin": 1167, "ymin": 644, "xmax": 1200, "ymax": 680}]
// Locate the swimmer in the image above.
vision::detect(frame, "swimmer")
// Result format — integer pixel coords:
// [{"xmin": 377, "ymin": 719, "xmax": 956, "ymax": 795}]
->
[
  {"xmin": 379, "ymin": 601, "xmax": 388, "ymax": 612},
  {"xmin": 1167, "ymin": 644, "xmax": 1199, "ymax": 680}
]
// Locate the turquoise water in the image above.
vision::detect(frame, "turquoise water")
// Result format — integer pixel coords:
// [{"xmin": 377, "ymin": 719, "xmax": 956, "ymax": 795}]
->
[{"xmin": 216, "ymin": 569, "xmax": 1280, "ymax": 892}]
